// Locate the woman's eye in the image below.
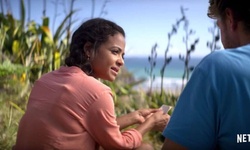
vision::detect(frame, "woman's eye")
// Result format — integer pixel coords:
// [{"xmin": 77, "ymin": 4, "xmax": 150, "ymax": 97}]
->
[
  {"xmin": 112, "ymin": 50, "xmax": 119, "ymax": 54},
  {"xmin": 111, "ymin": 49, "xmax": 124, "ymax": 59}
]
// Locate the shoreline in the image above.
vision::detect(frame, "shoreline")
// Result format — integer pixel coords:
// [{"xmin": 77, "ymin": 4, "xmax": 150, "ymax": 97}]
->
[{"xmin": 132, "ymin": 77, "xmax": 186, "ymax": 96}]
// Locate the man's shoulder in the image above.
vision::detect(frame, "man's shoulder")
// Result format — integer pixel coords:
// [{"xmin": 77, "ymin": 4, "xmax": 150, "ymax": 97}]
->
[
  {"xmin": 196, "ymin": 50, "xmax": 226, "ymax": 69},
  {"xmin": 199, "ymin": 48, "xmax": 241, "ymax": 67},
  {"xmin": 197, "ymin": 45, "xmax": 250, "ymax": 75},
  {"xmin": 203, "ymin": 49, "xmax": 231, "ymax": 60}
]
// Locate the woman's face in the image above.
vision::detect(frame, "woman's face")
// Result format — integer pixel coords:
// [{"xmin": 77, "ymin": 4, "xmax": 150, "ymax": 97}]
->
[{"xmin": 90, "ymin": 33, "xmax": 125, "ymax": 81}]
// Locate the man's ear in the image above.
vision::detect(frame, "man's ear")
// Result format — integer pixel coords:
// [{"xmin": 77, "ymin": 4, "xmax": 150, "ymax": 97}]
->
[
  {"xmin": 225, "ymin": 8, "xmax": 237, "ymax": 31},
  {"xmin": 83, "ymin": 42, "xmax": 93, "ymax": 57}
]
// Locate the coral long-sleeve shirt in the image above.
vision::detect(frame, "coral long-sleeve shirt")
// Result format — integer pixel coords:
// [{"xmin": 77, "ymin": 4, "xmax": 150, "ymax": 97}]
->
[{"xmin": 14, "ymin": 66, "xmax": 142, "ymax": 150}]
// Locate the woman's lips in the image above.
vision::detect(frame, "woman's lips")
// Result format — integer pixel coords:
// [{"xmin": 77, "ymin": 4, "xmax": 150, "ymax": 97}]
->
[{"xmin": 111, "ymin": 67, "xmax": 119, "ymax": 75}]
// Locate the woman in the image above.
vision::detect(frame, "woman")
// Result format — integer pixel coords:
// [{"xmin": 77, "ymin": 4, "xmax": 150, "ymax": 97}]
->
[{"xmin": 13, "ymin": 18, "xmax": 170, "ymax": 150}]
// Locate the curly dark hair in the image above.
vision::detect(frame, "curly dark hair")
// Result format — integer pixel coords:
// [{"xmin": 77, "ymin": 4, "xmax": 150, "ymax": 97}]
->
[{"xmin": 65, "ymin": 18, "xmax": 125, "ymax": 74}]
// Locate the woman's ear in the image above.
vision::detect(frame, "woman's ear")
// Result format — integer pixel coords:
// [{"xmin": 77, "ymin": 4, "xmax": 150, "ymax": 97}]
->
[{"xmin": 83, "ymin": 42, "xmax": 93, "ymax": 57}]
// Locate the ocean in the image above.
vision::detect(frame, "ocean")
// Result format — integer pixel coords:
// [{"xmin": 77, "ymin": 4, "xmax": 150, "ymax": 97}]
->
[{"xmin": 124, "ymin": 56, "xmax": 204, "ymax": 92}]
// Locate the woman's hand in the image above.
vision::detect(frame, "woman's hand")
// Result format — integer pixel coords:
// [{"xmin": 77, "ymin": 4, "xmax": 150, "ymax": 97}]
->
[
  {"xmin": 146, "ymin": 110, "xmax": 170, "ymax": 132},
  {"xmin": 116, "ymin": 108, "xmax": 158, "ymax": 129},
  {"xmin": 135, "ymin": 109, "xmax": 170, "ymax": 135},
  {"xmin": 117, "ymin": 108, "xmax": 170, "ymax": 131},
  {"xmin": 135, "ymin": 108, "xmax": 159, "ymax": 124}
]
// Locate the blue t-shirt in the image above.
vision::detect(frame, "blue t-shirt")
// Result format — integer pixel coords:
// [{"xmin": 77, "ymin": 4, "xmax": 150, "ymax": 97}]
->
[{"xmin": 162, "ymin": 44, "xmax": 250, "ymax": 150}]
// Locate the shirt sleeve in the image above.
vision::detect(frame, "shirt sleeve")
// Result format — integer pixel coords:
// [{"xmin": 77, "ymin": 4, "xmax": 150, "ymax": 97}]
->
[
  {"xmin": 162, "ymin": 64, "xmax": 218, "ymax": 149},
  {"xmin": 84, "ymin": 90, "xmax": 142, "ymax": 149}
]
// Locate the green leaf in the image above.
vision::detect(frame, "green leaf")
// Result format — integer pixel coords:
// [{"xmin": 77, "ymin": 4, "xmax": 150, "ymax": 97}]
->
[
  {"xmin": 119, "ymin": 87, "xmax": 128, "ymax": 95},
  {"xmin": 53, "ymin": 10, "xmax": 76, "ymax": 42},
  {"xmin": 41, "ymin": 26, "xmax": 53, "ymax": 43},
  {"xmin": 12, "ymin": 40, "xmax": 20, "ymax": 55},
  {"xmin": 9, "ymin": 101, "xmax": 25, "ymax": 114},
  {"xmin": 20, "ymin": 0, "xmax": 25, "ymax": 31}
]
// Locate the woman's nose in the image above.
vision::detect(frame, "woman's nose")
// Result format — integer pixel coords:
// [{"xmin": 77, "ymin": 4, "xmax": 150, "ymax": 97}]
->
[{"xmin": 117, "ymin": 56, "xmax": 124, "ymax": 66}]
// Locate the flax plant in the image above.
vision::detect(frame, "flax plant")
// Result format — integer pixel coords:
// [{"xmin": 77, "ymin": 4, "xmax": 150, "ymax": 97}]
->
[{"xmin": 178, "ymin": 6, "xmax": 199, "ymax": 90}]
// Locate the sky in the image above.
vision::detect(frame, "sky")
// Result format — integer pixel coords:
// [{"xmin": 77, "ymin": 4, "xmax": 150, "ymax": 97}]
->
[{"xmin": 5, "ymin": 0, "xmax": 222, "ymax": 58}]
